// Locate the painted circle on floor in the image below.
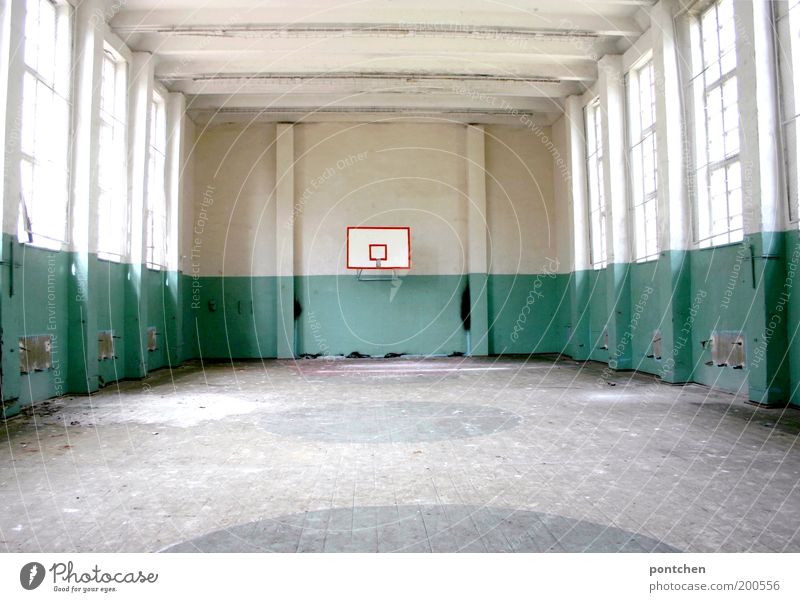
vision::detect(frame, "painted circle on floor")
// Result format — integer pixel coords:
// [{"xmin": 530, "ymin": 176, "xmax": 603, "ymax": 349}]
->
[
  {"xmin": 160, "ymin": 504, "xmax": 680, "ymax": 553},
  {"xmin": 260, "ymin": 401, "xmax": 522, "ymax": 443}
]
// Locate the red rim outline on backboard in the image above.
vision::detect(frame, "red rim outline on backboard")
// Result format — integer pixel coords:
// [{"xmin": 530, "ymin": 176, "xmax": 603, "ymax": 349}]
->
[
  {"xmin": 347, "ymin": 226, "xmax": 411, "ymax": 270},
  {"xmin": 369, "ymin": 244, "xmax": 388, "ymax": 261}
]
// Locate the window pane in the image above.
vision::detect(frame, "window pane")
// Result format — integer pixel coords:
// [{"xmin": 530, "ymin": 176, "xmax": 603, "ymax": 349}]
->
[
  {"xmin": 37, "ymin": 2, "xmax": 55, "ymax": 85},
  {"xmin": 97, "ymin": 50, "xmax": 128, "ymax": 259},
  {"xmin": 643, "ymin": 134, "xmax": 657, "ymax": 196},
  {"xmin": 20, "ymin": 0, "xmax": 71, "ymax": 248},
  {"xmin": 53, "ymin": 8, "xmax": 71, "ymax": 96},
  {"xmin": 20, "ymin": 73, "xmax": 37, "ymax": 156},
  {"xmin": 702, "ymin": 9, "xmax": 720, "ymax": 67},
  {"xmin": 722, "ymin": 77, "xmax": 739, "ymax": 156},
  {"xmin": 23, "ymin": 0, "xmax": 39, "ymax": 72},
  {"xmin": 147, "ymin": 94, "xmax": 168, "ymax": 268},
  {"xmin": 645, "ymin": 199, "xmax": 658, "ymax": 258},
  {"xmin": 631, "ymin": 143, "xmax": 643, "ymax": 199},
  {"xmin": 694, "ymin": 0, "xmax": 741, "ymax": 246},
  {"xmin": 628, "ymin": 58, "xmax": 659, "ymax": 261},
  {"xmin": 635, "ymin": 205, "xmax": 646, "ymax": 260},
  {"xmin": 20, "ymin": 158, "xmax": 34, "ymax": 214}
]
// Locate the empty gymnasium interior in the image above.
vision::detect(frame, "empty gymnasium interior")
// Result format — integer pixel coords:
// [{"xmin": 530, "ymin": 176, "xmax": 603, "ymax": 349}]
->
[{"xmin": 0, "ymin": 0, "xmax": 799, "ymax": 554}]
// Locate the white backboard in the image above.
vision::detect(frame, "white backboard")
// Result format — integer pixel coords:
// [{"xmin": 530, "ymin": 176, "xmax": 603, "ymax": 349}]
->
[{"xmin": 347, "ymin": 227, "xmax": 411, "ymax": 270}]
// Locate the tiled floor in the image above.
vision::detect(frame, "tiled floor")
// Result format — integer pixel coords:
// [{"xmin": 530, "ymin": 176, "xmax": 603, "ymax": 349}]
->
[{"xmin": 1, "ymin": 356, "xmax": 798, "ymax": 552}]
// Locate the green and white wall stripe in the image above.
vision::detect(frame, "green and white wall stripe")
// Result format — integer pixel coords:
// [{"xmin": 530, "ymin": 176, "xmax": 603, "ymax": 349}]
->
[
  {"xmin": 185, "ymin": 121, "xmax": 571, "ymax": 360},
  {"xmin": 3, "ymin": 0, "xmax": 800, "ymax": 419}
]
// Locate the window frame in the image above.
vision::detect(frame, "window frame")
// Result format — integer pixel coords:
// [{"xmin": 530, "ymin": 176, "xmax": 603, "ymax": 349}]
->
[
  {"xmin": 96, "ymin": 43, "xmax": 129, "ymax": 262},
  {"xmin": 626, "ymin": 53, "xmax": 660, "ymax": 263},
  {"xmin": 145, "ymin": 90, "xmax": 168, "ymax": 271},
  {"xmin": 18, "ymin": 0, "xmax": 73, "ymax": 250},
  {"xmin": 689, "ymin": 0, "xmax": 744, "ymax": 248},
  {"xmin": 585, "ymin": 98, "xmax": 608, "ymax": 270}
]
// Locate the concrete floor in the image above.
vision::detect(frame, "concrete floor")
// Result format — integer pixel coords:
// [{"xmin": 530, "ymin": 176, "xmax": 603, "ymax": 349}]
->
[{"xmin": 1, "ymin": 355, "xmax": 799, "ymax": 552}]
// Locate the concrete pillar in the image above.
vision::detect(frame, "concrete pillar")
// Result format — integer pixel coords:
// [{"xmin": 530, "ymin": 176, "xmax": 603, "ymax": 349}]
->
[
  {"xmin": 179, "ymin": 117, "xmax": 197, "ymax": 362},
  {"xmin": 66, "ymin": 0, "xmax": 104, "ymax": 393},
  {"xmin": 651, "ymin": 0, "xmax": 693, "ymax": 383},
  {"xmin": 598, "ymin": 55, "xmax": 633, "ymax": 370},
  {"xmin": 0, "ymin": 0, "xmax": 23, "ymax": 237},
  {"xmin": 124, "ymin": 52, "xmax": 154, "ymax": 378},
  {"xmin": 0, "ymin": 0, "xmax": 12, "ymax": 228},
  {"xmin": 276, "ymin": 123, "xmax": 295, "ymax": 358},
  {"xmin": 164, "ymin": 93, "xmax": 186, "ymax": 364},
  {"xmin": 780, "ymin": 0, "xmax": 800, "ymax": 408},
  {"xmin": 0, "ymin": 0, "xmax": 26, "ymax": 403},
  {"xmin": 735, "ymin": 0, "xmax": 790, "ymax": 404},
  {"xmin": 466, "ymin": 124, "xmax": 489, "ymax": 356},
  {"xmin": 737, "ymin": 0, "xmax": 785, "ymax": 236},
  {"xmin": 599, "ymin": 56, "xmax": 631, "ymax": 267},
  {"xmin": 565, "ymin": 95, "xmax": 592, "ymax": 360}
]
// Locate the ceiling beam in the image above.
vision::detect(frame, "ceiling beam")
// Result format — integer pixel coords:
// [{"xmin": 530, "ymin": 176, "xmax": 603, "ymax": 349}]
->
[
  {"xmin": 112, "ymin": 13, "xmax": 644, "ymax": 39},
  {"xmin": 185, "ymin": 93, "xmax": 563, "ymax": 113},
  {"xmin": 187, "ymin": 107, "xmax": 564, "ymax": 127},
  {"xmin": 162, "ymin": 73, "xmax": 584, "ymax": 99},
  {"xmin": 127, "ymin": 32, "xmax": 621, "ymax": 62},
  {"xmin": 156, "ymin": 61, "xmax": 597, "ymax": 83}
]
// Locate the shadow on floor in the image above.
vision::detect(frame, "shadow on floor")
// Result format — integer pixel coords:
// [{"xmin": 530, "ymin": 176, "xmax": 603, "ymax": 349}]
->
[{"xmin": 161, "ymin": 504, "xmax": 680, "ymax": 553}]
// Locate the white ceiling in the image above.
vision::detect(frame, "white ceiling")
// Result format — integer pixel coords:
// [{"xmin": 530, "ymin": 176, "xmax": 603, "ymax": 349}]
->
[{"xmin": 109, "ymin": 0, "xmax": 655, "ymax": 124}]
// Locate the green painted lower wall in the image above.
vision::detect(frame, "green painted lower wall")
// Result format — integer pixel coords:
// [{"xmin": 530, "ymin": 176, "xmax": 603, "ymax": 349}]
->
[
  {"xmin": 3, "ymin": 242, "xmax": 70, "ymax": 410},
  {"xmin": 0, "ymin": 233, "xmax": 180, "ymax": 418},
  {"xmin": 563, "ymin": 232, "xmax": 799, "ymax": 407},
  {"xmin": 688, "ymin": 240, "xmax": 753, "ymax": 396},
  {"xmin": 587, "ymin": 268, "xmax": 610, "ymax": 363},
  {"xmin": 628, "ymin": 260, "xmax": 663, "ymax": 376},
  {"xmin": 95, "ymin": 258, "xmax": 127, "ymax": 387},
  {"xmin": 95, "ymin": 261, "xmax": 178, "ymax": 384},
  {"xmin": 579, "ymin": 237, "xmax": 787, "ymax": 400},
  {"xmin": 186, "ymin": 273, "xmax": 573, "ymax": 359},
  {"xmin": 787, "ymin": 230, "xmax": 800, "ymax": 407},
  {"xmin": 487, "ymin": 273, "xmax": 570, "ymax": 355},
  {"xmin": 187, "ymin": 276, "xmax": 279, "ymax": 359},
  {"xmin": 295, "ymin": 274, "xmax": 468, "ymax": 357},
  {"xmin": 4, "ymin": 230, "xmax": 800, "ymax": 416},
  {"xmin": 145, "ymin": 268, "xmax": 170, "ymax": 371}
]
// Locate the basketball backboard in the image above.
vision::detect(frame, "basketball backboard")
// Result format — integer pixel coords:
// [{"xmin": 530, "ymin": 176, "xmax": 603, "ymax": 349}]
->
[{"xmin": 346, "ymin": 227, "xmax": 411, "ymax": 270}]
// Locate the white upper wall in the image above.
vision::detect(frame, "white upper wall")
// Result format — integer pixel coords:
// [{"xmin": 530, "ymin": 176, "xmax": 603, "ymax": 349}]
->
[
  {"xmin": 187, "ymin": 119, "xmax": 571, "ymax": 277},
  {"xmin": 551, "ymin": 115, "xmax": 573, "ymax": 270},
  {"xmin": 485, "ymin": 124, "xmax": 564, "ymax": 274},
  {"xmin": 294, "ymin": 121, "xmax": 467, "ymax": 276},
  {"xmin": 191, "ymin": 123, "xmax": 277, "ymax": 277}
]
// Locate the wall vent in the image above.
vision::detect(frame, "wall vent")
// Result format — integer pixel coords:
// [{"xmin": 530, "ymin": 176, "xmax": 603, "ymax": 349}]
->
[
  {"xmin": 147, "ymin": 327, "xmax": 158, "ymax": 352},
  {"xmin": 647, "ymin": 329, "xmax": 662, "ymax": 360},
  {"xmin": 707, "ymin": 331, "xmax": 745, "ymax": 369},
  {"xmin": 19, "ymin": 335, "xmax": 53, "ymax": 374},
  {"xmin": 98, "ymin": 330, "xmax": 116, "ymax": 360}
]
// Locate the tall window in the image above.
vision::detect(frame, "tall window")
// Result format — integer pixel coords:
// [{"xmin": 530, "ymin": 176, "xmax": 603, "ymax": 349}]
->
[
  {"xmin": 627, "ymin": 56, "xmax": 659, "ymax": 262},
  {"xmin": 691, "ymin": 0, "xmax": 743, "ymax": 247},
  {"xmin": 18, "ymin": 0, "xmax": 71, "ymax": 248},
  {"xmin": 586, "ymin": 99, "xmax": 607, "ymax": 269},
  {"xmin": 146, "ymin": 92, "xmax": 167, "ymax": 270},
  {"xmin": 97, "ymin": 45, "xmax": 128, "ymax": 261}
]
